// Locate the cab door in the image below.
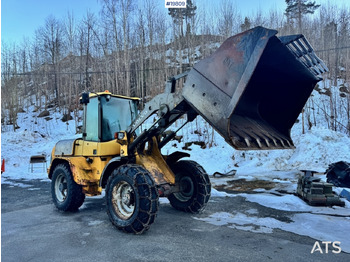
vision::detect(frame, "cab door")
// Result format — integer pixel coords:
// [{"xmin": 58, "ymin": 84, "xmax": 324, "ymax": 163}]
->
[{"xmin": 81, "ymin": 94, "xmax": 121, "ymax": 165}]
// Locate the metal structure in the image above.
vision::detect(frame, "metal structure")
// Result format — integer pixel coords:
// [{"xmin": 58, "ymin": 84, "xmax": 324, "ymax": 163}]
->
[
  {"xmin": 297, "ymin": 170, "xmax": 344, "ymax": 206},
  {"xmin": 29, "ymin": 155, "xmax": 47, "ymax": 173}
]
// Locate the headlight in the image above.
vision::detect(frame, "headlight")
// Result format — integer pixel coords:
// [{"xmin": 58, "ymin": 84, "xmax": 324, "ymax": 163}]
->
[{"xmin": 116, "ymin": 132, "xmax": 125, "ymax": 140}]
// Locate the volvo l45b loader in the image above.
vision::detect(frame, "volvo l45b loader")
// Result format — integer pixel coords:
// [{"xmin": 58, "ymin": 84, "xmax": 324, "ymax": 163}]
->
[{"xmin": 48, "ymin": 27, "xmax": 327, "ymax": 234}]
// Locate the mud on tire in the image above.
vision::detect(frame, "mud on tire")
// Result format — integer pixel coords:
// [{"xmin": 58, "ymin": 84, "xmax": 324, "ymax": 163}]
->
[
  {"xmin": 105, "ymin": 164, "xmax": 159, "ymax": 234},
  {"xmin": 168, "ymin": 160, "xmax": 211, "ymax": 213},
  {"xmin": 51, "ymin": 163, "xmax": 85, "ymax": 211}
]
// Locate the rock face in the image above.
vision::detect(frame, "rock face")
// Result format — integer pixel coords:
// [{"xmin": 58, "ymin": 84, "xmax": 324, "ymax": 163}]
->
[
  {"xmin": 61, "ymin": 114, "xmax": 73, "ymax": 122},
  {"xmin": 38, "ymin": 110, "xmax": 50, "ymax": 117}
]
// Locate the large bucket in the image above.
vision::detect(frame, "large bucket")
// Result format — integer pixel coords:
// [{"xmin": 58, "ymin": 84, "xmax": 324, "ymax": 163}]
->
[{"xmin": 182, "ymin": 26, "xmax": 327, "ymax": 150}]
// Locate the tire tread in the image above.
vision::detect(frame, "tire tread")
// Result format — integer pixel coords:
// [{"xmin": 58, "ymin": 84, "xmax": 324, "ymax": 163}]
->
[{"xmin": 106, "ymin": 164, "xmax": 159, "ymax": 234}]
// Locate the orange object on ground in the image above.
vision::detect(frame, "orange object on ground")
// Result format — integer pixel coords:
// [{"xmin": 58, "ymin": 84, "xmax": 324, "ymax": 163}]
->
[{"xmin": 1, "ymin": 159, "xmax": 5, "ymax": 174}]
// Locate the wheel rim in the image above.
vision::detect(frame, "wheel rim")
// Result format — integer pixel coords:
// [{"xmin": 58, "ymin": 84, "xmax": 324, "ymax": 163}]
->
[
  {"xmin": 112, "ymin": 181, "xmax": 135, "ymax": 220},
  {"xmin": 175, "ymin": 176, "xmax": 194, "ymax": 202},
  {"xmin": 55, "ymin": 173, "xmax": 68, "ymax": 202}
]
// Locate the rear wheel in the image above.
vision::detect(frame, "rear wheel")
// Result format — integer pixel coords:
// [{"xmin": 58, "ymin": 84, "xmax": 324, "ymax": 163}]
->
[
  {"xmin": 106, "ymin": 164, "xmax": 159, "ymax": 234},
  {"xmin": 51, "ymin": 163, "xmax": 85, "ymax": 211},
  {"xmin": 168, "ymin": 160, "xmax": 211, "ymax": 213}
]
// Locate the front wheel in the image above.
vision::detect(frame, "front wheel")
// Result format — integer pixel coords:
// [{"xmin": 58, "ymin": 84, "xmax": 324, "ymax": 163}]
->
[
  {"xmin": 105, "ymin": 164, "xmax": 159, "ymax": 234},
  {"xmin": 168, "ymin": 160, "xmax": 211, "ymax": 213},
  {"xmin": 51, "ymin": 163, "xmax": 85, "ymax": 211}
]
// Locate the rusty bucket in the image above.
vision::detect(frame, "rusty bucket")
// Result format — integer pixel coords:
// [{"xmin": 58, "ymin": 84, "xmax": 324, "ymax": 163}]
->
[{"xmin": 182, "ymin": 26, "xmax": 327, "ymax": 150}]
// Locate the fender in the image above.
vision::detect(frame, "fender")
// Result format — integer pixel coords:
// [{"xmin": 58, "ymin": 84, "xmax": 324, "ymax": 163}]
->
[
  {"xmin": 99, "ymin": 151, "xmax": 190, "ymax": 188},
  {"xmin": 54, "ymin": 138, "xmax": 81, "ymax": 156},
  {"xmin": 99, "ymin": 156, "xmax": 124, "ymax": 188},
  {"xmin": 165, "ymin": 151, "xmax": 190, "ymax": 165}
]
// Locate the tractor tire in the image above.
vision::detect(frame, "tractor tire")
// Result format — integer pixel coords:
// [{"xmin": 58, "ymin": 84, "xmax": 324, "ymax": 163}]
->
[
  {"xmin": 105, "ymin": 164, "xmax": 159, "ymax": 234},
  {"xmin": 168, "ymin": 160, "xmax": 211, "ymax": 213},
  {"xmin": 51, "ymin": 163, "xmax": 85, "ymax": 211}
]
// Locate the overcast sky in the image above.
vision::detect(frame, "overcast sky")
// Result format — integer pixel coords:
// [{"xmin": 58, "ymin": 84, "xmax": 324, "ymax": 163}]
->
[{"xmin": 1, "ymin": 0, "xmax": 350, "ymax": 45}]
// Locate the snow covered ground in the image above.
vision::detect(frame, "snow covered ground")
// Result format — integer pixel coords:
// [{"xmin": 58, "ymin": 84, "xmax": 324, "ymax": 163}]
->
[
  {"xmin": 1, "ymin": 98, "xmax": 350, "ymax": 253},
  {"xmin": 1, "ymin": 105, "xmax": 80, "ymax": 181}
]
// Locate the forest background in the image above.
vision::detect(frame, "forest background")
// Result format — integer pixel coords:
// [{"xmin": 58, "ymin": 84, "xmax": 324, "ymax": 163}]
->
[{"xmin": 1, "ymin": 0, "xmax": 350, "ymax": 137}]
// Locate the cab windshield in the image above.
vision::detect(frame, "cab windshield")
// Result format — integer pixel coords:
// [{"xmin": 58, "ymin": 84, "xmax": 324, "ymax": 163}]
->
[
  {"xmin": 101, "ymin": 96, "xmax": 138, "ymax": 141},
  {"xmin": 84, "ymin": 95, "xmax": 138, "ymax": 142}
]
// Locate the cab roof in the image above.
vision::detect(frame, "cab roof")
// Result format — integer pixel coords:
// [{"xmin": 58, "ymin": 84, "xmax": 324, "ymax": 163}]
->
[{"xmin": 89, "ymin": 90, "xmax": 140, "ymax": 101}]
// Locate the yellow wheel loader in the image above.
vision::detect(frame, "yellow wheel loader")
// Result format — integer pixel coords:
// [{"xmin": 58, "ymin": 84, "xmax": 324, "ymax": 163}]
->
[{"xmin": 47, "ymin": 27, "xmax": 327, "ymax": 234}]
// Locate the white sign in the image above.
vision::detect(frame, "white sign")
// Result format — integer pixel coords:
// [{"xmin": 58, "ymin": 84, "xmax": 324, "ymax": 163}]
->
[{"xmin": 165, "ymin": 0, "xmax": 187, "ymax": 8}]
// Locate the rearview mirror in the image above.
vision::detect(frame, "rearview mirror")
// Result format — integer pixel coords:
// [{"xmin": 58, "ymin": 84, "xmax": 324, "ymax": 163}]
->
[{"xmin": 80, "ymin": 93, "xmax": 90, "ymax": 105}]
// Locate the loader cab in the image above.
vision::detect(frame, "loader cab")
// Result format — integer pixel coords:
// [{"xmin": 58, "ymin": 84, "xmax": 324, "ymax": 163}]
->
[{"xmin": 81, "ymin": 91, "xmax": 139, "ymax": 142}]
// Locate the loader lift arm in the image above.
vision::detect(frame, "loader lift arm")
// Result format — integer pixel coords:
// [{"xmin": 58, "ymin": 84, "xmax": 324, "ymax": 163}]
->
[
  {"xmin": 127, "ymin": 72, "xmax": 197, "ymax": 155},
  {"xmin": 127, "ymin": 27, "xmax": 328, "ymax": 154}
]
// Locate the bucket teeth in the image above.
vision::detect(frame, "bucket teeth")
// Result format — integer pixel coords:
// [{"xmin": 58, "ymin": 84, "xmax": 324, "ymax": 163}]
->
[
  {"xmin": 280, "ymin": 140, "xmax": 285, "ymax": 148},
  {"xmin": 244, "ymin": 138, "xmax": 251, "ymax": 148},
  {"xmin": 256, "ymin": 139, "xmax": 262, "ymax": 148},
  {"xmin": 229, "ymin": 130, "xmax": 294, "ymax": 150}
]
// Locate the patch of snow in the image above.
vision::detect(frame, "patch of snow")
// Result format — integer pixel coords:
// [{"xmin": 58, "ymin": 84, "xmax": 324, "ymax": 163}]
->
[
  {"xmin": 1, "ymin": 177, "xmax": 33, "ymax": 188},
  {"xmin": 211, "ymin": 188, "xmax": 235, "ymax": 197},
  {"xmin": 195, "ymin": 211, "xmax": 350, "ymax": 252},
  {"xmin": 246, "ymin": 208, "xmax": 259, "ymax": 215},
  {"xmin": 159, "ymin": 198, "xmax": 170, "ymax": 204},
  {"xmin": 88, "ymin": 220, "xmax": 104, "ymax": 226}
]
